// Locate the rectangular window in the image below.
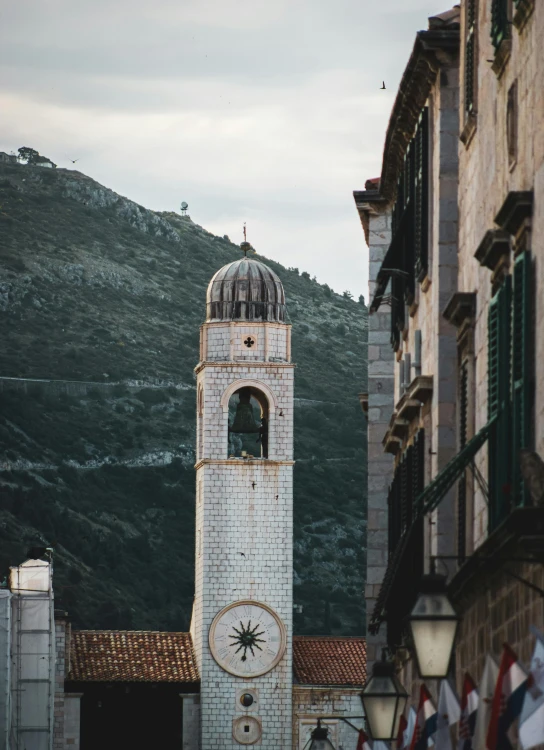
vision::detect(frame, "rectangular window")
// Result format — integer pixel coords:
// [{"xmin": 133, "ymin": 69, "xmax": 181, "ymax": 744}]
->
[
  {"xmin": 465, "ymin": 0, "xmax": 477, "ymax": 116},
  {"xmin": 491, "ymin": 0, "xmax": 510, "ymax": 49},
  {"xmin": 387, "ymin": 430, "xmax": 425, "ymax": 556},
  {"xmin": 507, "ymin": 81, "xmax": 518, "ymax": 167},
  {"xmin": 487, "ymin": 276, "xmax": 512, "ymax": 529}
]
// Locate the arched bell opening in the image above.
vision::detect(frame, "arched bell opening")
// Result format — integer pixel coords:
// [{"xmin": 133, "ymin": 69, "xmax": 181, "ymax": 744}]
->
[{"xmin": 227, "ymin": 387, "xmax": 269, "ymax": 459}]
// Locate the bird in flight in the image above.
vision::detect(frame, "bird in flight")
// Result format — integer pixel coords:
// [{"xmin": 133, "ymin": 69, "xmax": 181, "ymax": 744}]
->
[
  {"xmin": 69, "ymin": 158, "xmax": 80, "ymax": 164},
  {"xmin": 381, "ymin": 81, "xmax": 386, "ymax": 90}
]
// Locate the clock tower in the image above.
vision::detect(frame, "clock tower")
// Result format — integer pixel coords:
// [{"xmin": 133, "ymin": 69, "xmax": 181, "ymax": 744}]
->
[{"xmin": 192, "ymin": 249, "xmax": 294, "ymax": 748}]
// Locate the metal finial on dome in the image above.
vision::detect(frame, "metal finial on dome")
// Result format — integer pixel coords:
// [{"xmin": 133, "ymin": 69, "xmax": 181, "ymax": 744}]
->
[{"xmin": 240, "ymin": 222, "xmax": 254, "ymax": 257}]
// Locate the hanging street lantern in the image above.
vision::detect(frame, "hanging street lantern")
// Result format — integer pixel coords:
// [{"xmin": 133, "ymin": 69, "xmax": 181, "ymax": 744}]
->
[
  {"xmin": 359, "ymin": 655, "xmax": 408, "ymax": 741},
  {"xmin": 307, "ymin": 719, "xmax": 337, "ymax": 750},
  {"xmin": 408, "ymin": 572, "xmax": 460, "ymax": 679}
]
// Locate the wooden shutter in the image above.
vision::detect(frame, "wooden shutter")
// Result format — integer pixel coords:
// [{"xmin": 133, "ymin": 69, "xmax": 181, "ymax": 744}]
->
[
  {"xmin": 414, "ymin": 109, "xmax": 429, "ymax": 281},
  {"xmin": 491, "ymin": 0, "xmax": 509, "ymax": 49},
  {"xmin": 511, "ymin": 251, "xmax": 532, "ymax": 505},
  {"xmin": 411, "ymin": 429, "xmax": 425, "ymax": 517},
  {"xmin": 488, "ymin": 276, "xmax": 512, "ymax": 530},
  {"xmin": 401, "ymin": 449, "xmax": 410, "ymax": 533},
  {"xmin": 388, "ymin": 470, "xmax": 402, "ymax": 556},
  {"xmin": 457, "ymin": 362, "xmax": 469, "ymax": 559},
  {"xmin": 465, "ymin": 0, "xmax": 476, "ymax": 115}
]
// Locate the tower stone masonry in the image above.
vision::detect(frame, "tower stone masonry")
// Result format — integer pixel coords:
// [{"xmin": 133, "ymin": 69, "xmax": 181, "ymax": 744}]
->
[{"xmin": 192, "ymin": 256, "xmax": 294, "ymax": 748}]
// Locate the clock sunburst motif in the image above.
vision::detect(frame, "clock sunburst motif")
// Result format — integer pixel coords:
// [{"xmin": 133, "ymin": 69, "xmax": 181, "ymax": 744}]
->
[{"xmin": 229, "ymin": 620, "xmax": 266, "ymax": 661}]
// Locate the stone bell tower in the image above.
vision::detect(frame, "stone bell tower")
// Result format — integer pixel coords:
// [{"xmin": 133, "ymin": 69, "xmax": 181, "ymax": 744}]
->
[{"xmin": 192, "ymin": 244, "xmax": 294, "ymax": 749}]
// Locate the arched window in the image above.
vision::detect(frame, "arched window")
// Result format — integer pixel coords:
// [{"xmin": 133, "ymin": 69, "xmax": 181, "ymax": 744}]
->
[{"xmin": 227, "ymin": 387, "xmax": 269, "ymax": 459}]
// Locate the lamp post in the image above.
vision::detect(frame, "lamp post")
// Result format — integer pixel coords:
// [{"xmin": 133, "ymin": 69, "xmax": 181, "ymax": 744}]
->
[
  {"xmin": 359, "ymin": 654, "xmax": 408, "ymax": 740},
  {"xmin": 307, "ymin": 719, "xmax": 337, "ymax": 750},
  {"xmin": 407, "ymin": 572, "xmax": 460, "ymax": 679}
]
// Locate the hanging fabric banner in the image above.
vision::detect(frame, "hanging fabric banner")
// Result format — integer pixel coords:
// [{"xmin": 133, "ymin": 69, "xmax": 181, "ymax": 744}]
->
[
  {"xmin": 458, "ymin": 673, "xmax": 478, "ymax": 750},
  {"xmin": 487, "ymin": 643, "xmax": 528, "ymax": 750},
  {"xmin": 473, "ymin": 654, "xmax": 498, "ymax": 750},
  {"xmin": 410, "ymin": 685, "xmax": 438, "ymax": 750},
  {"xmin": 519, "ymin": 627, "xmax": 544, "ymax": 750},
  {"xmin": 436, "ymin": 679, "xmax": 460, "ymax": 750}
]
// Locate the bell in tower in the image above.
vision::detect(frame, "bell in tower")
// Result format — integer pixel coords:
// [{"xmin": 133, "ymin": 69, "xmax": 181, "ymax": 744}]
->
[
  {"xmin": 228, "ymin": 387, "xmax": 269, "ymax": 458},
  {"xmin": 229, "ymin": 388, "xmax": 260, "ymax": 434}
]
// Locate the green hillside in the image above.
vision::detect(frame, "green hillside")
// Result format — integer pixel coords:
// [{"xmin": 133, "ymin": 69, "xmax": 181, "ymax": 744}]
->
[{"xmin": 0, "ymin": 161, "xmax": 368, "ymax": 635}]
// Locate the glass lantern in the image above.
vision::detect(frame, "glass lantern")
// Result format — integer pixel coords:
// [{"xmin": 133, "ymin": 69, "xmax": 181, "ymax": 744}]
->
[
  {"xmin": 360, "ymin": 658, "xmax": 408, "ymax": 740},
  {"xmin": 408, "ymin": 573, "xmax": 460, "ymax": 679}
]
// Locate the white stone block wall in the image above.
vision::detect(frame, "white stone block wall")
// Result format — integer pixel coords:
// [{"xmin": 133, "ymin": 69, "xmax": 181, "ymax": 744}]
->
[
  {"xmin": 293, "ymin": 688, "xmax": 363, "ymax": 750},
  {"xmin": 361, "ymin": 204, "xmax": 394, "ymax": 669},
  {"xmin": 194, "ymin": 319, "xmax": 294, "ymax": 749},
  {"xmin": 63, "ymin": 694, "xmax": 82, "ymax": 750},
  {"xmin": 182, "ymin": 694, "xmax": 201, "ymax": 750},
  {"xmin": 200, "ymin": 322, "xmax": 291, "ymax": 364}
]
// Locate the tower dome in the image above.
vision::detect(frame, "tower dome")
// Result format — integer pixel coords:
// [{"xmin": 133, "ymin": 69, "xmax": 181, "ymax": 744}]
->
[{"xmin": 206, "ymin": 257, "xmax": 286, "ymax": 323}]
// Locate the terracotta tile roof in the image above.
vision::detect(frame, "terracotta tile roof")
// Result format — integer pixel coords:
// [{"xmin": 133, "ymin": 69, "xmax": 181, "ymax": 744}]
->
[
  {"xmin": 68, "ymin": 630, "xmax": 198, "ymax": 683},
  {"xmin": 292, "ymin": 636, "xmax": 366, "ymax": 686},
  {"xmin": 68, "ymin": 630, "xmax": 366, "ymax": 687}
]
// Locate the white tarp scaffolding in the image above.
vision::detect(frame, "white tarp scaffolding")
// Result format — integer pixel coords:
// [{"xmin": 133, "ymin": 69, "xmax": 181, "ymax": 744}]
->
[
  {"xmin": 0, "ymin": 590, "xmax": 11, "ymax": 750},
  {"xmin": 9, "ymin": 560, "xmax": 55, "ymax": 750}
]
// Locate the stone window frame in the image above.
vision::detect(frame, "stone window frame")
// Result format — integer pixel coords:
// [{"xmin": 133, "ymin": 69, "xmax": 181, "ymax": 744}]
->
[
  {"xmin": 475, "ymin": 191, "xmax": 535, "ymax": 530},
  {"xmin": 443, "ymin": 293, "xmax": 477, "ymax": 559},
  {"xmin": 512, "ymin": 0, "xmax": 535, "ymax": 32},
  {"xmin": 490, "ymin": 0, "xmax": 513, "ymax": 79},
  {"xmin": 460, "ymin": 0, "xmax": 479, "ymax": 147},
  {"xmin": 506, "ymin": 79, "xmax": 518, "ymax": 171}
]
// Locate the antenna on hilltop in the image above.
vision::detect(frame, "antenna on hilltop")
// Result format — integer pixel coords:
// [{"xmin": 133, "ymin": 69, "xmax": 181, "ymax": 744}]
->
[{"xmin": 180, "ymin": 201, "xmax": 189, "ymax": 217}]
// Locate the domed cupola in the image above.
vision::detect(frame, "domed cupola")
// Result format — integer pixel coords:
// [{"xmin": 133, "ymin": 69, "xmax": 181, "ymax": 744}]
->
[{"xmin": 206, "ymin": 256, "xmax": 286, "ymax": 323}]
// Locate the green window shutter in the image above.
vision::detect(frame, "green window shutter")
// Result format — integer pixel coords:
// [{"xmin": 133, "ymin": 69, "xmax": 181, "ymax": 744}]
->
[
  {"xmin": 465, "ymin": 0, "xmax": 476, "ymax": 115},
  {"xmin": 412, "ymin": 430, "xmax": 425, "ymax": 516},
  {"xmin": 457, "ymin": 362, "xmax": 469, "ymax": 559},
  {"xmin": 511, "ymin": 251, "xmax": 532, "ymax": 505},
  {"xmin": 487, "ymin": 294, "xmax": 501, "ymax": 419},
  {"xmin": 401, "ymin": 448, "xmax": 411, "ymax": 533},
  {"xmin": 491, "ymin": 0, "xmax": 509, "ymax": 50},
  {"xmin": 414, "ymin": 109, "xmax": 429, "ymax": 281},
  {"xmin": 488, "ymin": 276, "xmax": 512, "ymax": 530}
]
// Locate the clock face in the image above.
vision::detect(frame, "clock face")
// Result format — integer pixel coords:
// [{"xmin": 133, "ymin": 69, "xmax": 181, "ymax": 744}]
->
[{"xmin": 209, "ymin": 600, "xmax": 286, "ymax": 678}]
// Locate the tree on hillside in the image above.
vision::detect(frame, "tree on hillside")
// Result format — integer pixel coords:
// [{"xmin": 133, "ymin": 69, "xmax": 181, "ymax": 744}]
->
[{"xmin": 17, "ymin": 147, "xmax": 40, "ymax": 164}]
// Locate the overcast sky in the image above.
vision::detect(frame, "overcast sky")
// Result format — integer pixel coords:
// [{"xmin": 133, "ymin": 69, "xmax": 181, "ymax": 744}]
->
[{"xmin": 1, "ymin": 1, "xmax": 453, "ymax": 299}]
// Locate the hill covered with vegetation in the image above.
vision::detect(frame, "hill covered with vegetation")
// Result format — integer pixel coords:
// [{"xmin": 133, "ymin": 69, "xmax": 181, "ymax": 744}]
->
[{"xmin": 0, "ymin": 160, "xmax": 368, "ymax": 634}]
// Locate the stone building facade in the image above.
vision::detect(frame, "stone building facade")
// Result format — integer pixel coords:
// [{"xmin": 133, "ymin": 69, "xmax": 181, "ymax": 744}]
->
[
  {"xmin": 355, "ymin": 7, "xmax": 461, "ymax": 687},
  {"xmin": 449, "ymin": 0, "xmax": 543, "ymax": 684},
  {"xmin": 353, "ymin": 187, "xmax": 393, "ymax": 670},
  {"xmin": 355, "ymin": 0, "xmax": 544, "ymax": 722}
]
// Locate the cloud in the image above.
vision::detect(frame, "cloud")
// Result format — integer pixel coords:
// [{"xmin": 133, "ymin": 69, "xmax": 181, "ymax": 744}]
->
[{"xmin": 0, "ymin": 0, "xmax": 453, "ymax": 297}]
